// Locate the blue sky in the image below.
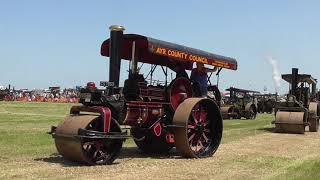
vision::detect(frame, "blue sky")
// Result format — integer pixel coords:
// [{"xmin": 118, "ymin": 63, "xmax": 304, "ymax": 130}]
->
[{"xmin": 1, "ymin": 0, "xmax": 319, "ymax": 93}]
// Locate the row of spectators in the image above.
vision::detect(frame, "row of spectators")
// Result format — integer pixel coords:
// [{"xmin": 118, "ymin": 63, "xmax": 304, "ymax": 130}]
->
[{"xmin": 1, "ymin": 88, "xmax": 80, "ymax": 103}]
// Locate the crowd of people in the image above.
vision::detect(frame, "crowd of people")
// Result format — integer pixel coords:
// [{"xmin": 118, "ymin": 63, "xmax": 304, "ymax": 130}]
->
[{"xmin": 1, "ymin": 88, "xmax": 80, "ymax": 103}]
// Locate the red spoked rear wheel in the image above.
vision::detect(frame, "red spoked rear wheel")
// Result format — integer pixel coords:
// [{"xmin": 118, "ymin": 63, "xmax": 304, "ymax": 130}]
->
[{"xmin": 173, "ymin": 98, "xmax": 222, "ymax": 158}]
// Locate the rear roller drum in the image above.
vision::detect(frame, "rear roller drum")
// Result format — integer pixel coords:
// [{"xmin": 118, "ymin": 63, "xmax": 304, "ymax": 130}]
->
[
  {"xmin": 309, "ymin": 117, "xmax": 319, "ymax": 132},
  {"xmin": 309, "ymin": 102, "xmax": 319, "ymax": 132},
  {"xmin": 173, "ymin": 98, "xmax": 222, "ymax": 158},
  {"xmin": 54, "ymin": 115, "xmax": 123, "ymax": 165}
]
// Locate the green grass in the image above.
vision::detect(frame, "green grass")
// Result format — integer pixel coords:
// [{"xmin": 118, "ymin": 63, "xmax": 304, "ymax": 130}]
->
[
  {"xmin": 0, "ymin": 102, "xmax": 74, "ymax": 158},
  {"xmin": 0, "ymin": 101, "xmax": 273, "ymax": 158},
  {"xmin": 273, "ymin": 160, "xmax": 320, "ymax": 180},
  {"xmin": 222, "ymin": 114, "xmax": 274, "ymax": 143},
  {"xmin": 236, "ymin": 155, "xmax": 291, "ymax": 169}
]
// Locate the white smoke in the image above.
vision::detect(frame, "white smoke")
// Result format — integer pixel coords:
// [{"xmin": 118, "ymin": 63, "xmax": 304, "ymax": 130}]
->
[{"xmin": 266, "ymin": 56, "xmax": 281, "ymax": 93}]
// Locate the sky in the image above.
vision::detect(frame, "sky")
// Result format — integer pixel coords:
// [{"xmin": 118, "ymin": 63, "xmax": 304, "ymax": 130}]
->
[{"xmin": 1, "ymin": 0, "xmax": 320, "ymax": 94}]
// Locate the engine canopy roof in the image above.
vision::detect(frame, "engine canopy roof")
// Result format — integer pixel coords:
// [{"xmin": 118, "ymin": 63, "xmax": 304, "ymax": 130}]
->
[
  {"xmin": 226, "ymin": 87, "xmax": 259, "ymax": 94},
  {"xmin": 101, "ymin": 34, "xmax": 237, "ymax": 71},
  {"xmin": 282, "ymin": 74, "xmax": 317, "ymax": 85}
]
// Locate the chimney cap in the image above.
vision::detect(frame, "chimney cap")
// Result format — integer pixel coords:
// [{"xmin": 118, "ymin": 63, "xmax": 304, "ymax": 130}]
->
[{"xmin": 109, "ymin": 25, "xmax": 125, "ymax": 32}]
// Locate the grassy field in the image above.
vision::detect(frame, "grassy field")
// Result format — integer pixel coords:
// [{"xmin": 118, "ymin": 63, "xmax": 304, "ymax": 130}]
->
[{"xmin": 0, "ymin": 101, "xmax": 319, "ymax": 179}]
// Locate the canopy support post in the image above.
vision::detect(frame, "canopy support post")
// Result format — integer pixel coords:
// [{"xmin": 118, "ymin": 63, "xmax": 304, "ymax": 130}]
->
[
  {"xmin": 146, "ymin": 65, "xmax": 157, "ymax": 85},
  {"xmin": 216, "ymin": 67, "xmax": 223, "ymax": 88},
  {"xmin": 130, "ymin": 41, "xmax": 137, "ymax": 74},
  {"xmin": 208, "ymin": 72, "xmax": 213, "ymax": 86},
  {"xmin": 160, "ymin": 66, "xmax": 168, "ymax": 86}
]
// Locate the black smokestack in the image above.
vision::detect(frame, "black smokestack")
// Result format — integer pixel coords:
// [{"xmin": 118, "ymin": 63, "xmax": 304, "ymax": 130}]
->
[
  {"xmin": 291, "ymin": 68, "xmax": 298, "ymax": 95},
  {"xmin": 109, "ymin": 25, "xmax": 125, "ymax": 87}
]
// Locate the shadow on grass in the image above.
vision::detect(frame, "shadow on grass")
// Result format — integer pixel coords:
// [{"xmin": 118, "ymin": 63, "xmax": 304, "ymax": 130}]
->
[
  {"xmin": 257, "ymin": 127, "xmax": 308, "ymax": 135},
  {"xmin": 34, "ymin": 153, "xmax": 83, "ymax": 167},
  {"xmin": 34, "ymin": 147, "xmax": 182, "ymax": 167},
  {"xmin": 117, "ymin": 146, "xmax": 181, "ymax": 159},
  {"xmin": 257, "ymin": 127, "xmax": 276, "ymax": 133}
]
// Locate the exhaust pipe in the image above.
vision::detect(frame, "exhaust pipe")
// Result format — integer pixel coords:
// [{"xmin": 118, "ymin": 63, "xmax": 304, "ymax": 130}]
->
[
  {"xmin": 109, "ymin": 25, "xmax": 125, "ymax": 87},
  {"xmin": 291, "ymin": 68, "xmax": 298, "ymax": 95},
  {"xmin": 312, "ymin": 84, "xmax": 316, "ymax": 98}
]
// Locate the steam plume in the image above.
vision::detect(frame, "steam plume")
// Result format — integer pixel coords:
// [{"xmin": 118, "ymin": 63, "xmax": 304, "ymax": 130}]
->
[{"xmin": 266, "ymin": 56, "xmax": 281, "ymax": 93}]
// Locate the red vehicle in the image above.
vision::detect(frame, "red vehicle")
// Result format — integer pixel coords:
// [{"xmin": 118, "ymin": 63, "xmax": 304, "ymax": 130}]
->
[{"xmin": 50, "ymin": 25, "xmax": 238, "ymax": 165}]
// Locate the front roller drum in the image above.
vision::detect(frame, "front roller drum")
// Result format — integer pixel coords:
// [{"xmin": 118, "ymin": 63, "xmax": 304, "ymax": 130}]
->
[
  {"xmin": 54, "ymin": 115, "xmax": 123, "ymax": 165},
  {"xmin": 275, "ymin": 111, "xmax": 305, "ymax": 134},
  {"xmin": 173, "ymin": 98, "xmax": 222, "ymax": 158},
  {"xmin": 221, "ymin": 106, "xmax": 240, "ymax": 119}
]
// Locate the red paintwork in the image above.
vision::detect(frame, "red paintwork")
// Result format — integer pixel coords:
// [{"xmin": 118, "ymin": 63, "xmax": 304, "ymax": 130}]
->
[
  {"xmin": 124, "ymin": 78, "xmax": 193, "ymax": 127},
  {"xmin": 70, "ymin": 106, "xmax": 111, "ymax": 133},
  {"xmin": 188, "ymin": 103, "xmax": 211, "ymax": 153},
  {"xmin": 124, "ymin": 101, "xmax": 163, "ymax": 126},
  {"xmin": 86, "ymin": 82, "xmax": 96, "ymax": 90},
  {"xmin": 166, "ymin": 133, "xmax": 175, "ymax": 144},
  {"xmin": 153, "ymin": 122, "xmax": 162, "ymax": 137},
  {"xmin": 169, "ymin": 78, "xmax": 193, "ymax": 110},
  {"xmin": 139, "ymin": 88, "xmax": 165, "ymax": 101},
  {"xmin": 126, "ymin": 101, "xmax": 163, "ymax": 108}
]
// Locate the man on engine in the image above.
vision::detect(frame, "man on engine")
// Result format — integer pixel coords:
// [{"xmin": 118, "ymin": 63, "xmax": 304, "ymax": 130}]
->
[{"xmin": 191, "ymin": 63, "xmax": 218, "ymax": 97}]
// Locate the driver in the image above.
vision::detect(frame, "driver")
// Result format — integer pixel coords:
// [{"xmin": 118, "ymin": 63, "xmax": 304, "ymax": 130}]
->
[{"xmin": 191, "ymin": 63, "xmax": 218, "ymax": 96}]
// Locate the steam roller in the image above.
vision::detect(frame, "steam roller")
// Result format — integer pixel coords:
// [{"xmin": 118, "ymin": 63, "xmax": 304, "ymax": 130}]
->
[
  {"xmin": 274, "ymin": 68, "xmax": 319, "ymax": 134},
  {"xmin": 49, "ymin": 25, "xmax": 238, "ymax": 165},
  {"xmin": 221, "ymin": 87, "xmax": 258, "ymax": 120}
]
